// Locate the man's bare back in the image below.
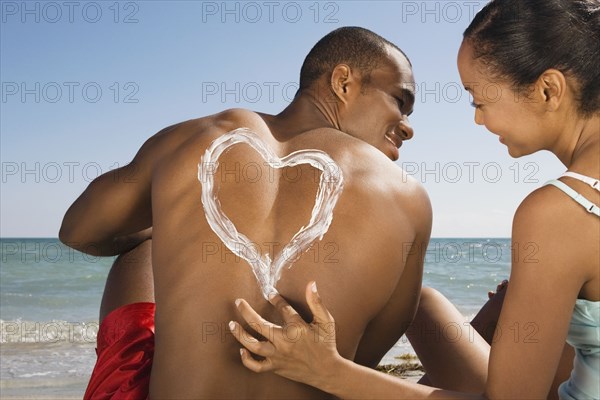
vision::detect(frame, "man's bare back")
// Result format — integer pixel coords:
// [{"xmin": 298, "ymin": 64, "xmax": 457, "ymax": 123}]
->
[
  {"xmin": 60, "ymin": 27, "xmax": 431, "ymax": 398},
  {"xmin": 139, "ymin": 109, "xmax": 428, "ymax": 397}
]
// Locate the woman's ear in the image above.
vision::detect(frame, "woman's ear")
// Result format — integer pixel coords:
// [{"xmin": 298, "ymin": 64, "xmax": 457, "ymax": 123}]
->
[{"xmin": 536, "ymin": 69, "xmax": 567, "ymax": 112}]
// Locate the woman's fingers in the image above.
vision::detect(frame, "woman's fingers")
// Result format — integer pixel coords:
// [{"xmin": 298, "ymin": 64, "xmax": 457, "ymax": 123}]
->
[
  {"xmin": 230, "ymin": 289, "xmax": 341, "ymax": 384},
  {"xmin": 233, "ymin": 299, "xmax": 283, "ymax": 357},
  {"xmin": 239, "ymin": 348, "xmax": 275, "ymax": 373},
  {"xmin": 268, "ymin": 292, "xmax": 306, "ymax": 326},
  {"xmin": 235, "ymin": 298, "xmax": 280, "ymax": 334},
  {"xmin": 305, "ymin": 281, "xmax": 335, "ymax": 325},
  {"xmin": 229, "ymin": 321, "xmax": 275, "ymax": 357}
]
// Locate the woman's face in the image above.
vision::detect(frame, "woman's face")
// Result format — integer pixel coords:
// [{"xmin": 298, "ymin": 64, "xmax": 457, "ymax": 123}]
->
[{"xmin": 457, "ymin": 41, "xmax": 551, "ymax": 158}]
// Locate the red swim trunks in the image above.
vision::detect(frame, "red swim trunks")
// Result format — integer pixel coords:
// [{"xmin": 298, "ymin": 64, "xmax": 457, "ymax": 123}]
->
[{"xmin": 84, "ymin": 302, "xmax": 155, "ymax": 400}]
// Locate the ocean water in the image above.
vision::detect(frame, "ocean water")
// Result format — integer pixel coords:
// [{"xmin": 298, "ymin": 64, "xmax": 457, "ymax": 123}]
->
[{"xmin": 0, "ymin": 238, "xmax": 511, "ymax": 397}]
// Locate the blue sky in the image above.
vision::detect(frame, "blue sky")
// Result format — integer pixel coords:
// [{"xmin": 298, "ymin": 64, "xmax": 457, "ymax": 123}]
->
[{"xmin": 0, "ymin": 1, "xmax": 565, "ymax": 238}]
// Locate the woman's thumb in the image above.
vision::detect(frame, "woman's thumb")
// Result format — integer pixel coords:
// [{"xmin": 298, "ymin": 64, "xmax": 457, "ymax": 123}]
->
[{"xmin": 305, "ymin": 281, "xmax": 334, "ymax": 325}]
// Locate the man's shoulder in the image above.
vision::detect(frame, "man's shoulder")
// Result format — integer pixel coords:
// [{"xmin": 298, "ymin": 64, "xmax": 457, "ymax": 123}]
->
[
  {"xmin": 330, "ymin": 145, "xmax": 431, "ymax": 233},
  {"xmin": 365, "ymin": 160, "xmax": 431, "ymax": 231},
  {"xmin": 295, "ymin": 129, "xmax": 431, "ymax": 215},
  {"xmin": 140, "ymin": 108, "xmax": 266, "ymax": 153},
  {"xmin": 339, "ymin": 143, "xmax": 427, "ymax": 198},
  {"xmin": 166, "ymin": 108, "xmax": 266, "ymax": 137},
  {"xmin": 207, "ymin": 108, "xmax": 267, "ymax": 131}
]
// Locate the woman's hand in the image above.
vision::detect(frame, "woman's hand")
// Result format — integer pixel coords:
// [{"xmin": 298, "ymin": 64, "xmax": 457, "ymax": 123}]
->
[
  {"xmin": 230, "ymin": 282, "xmax": 480, "ymax": 400},
  {"xmin": 487, "ymin": 279, "xmax": 508, "ymax": 299},
  {"xmin": 229, "ymin": 281, "xmax": 343, "ymax": 389}
]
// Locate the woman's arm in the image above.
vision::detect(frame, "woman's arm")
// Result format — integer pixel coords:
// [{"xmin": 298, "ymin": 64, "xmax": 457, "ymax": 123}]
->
[
  {"xmin": 230, "ymin": 191, "xmax": 583, "ymax": 399},
  {"xmin": 483, "ymin": 189, "xmax": 584, "ymax": 398},
  {"xmin": 319, "ymin": 355, "xmax": 482, "ymax": 400},
  {"xmin": 230, "ymin": 282, "xmax": 483, "ymax": 399}
]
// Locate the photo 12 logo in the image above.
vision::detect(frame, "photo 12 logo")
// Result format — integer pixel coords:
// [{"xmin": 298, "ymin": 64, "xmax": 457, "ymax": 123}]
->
[
  {"xmin": 401, "ymin": 161, "xmax": 540, "ymax": 184},
  {"xmin": 0, "ymin": 321, "xmax": 98, "ymax": 344},
  {"xmin": 1, "ymin": 1, "xmax": 140, "ymax": 24},
  {"xmin": 200, "ymin": 1, "xmax": 340, "ymax": 24},
  {"xmin": 1, "ymin": 161, "xmax": 133, "ymax": 184},
  {"xmin": 400, "ymin": 1, "xmax": 483, "ymax": 23},
  {"xmin": 201, "ymin": 81, "xmax": 299, "ymax": 104},
  {"xmin": 1, "ymin": 82, "xmax": 140, "ymax": 104}
]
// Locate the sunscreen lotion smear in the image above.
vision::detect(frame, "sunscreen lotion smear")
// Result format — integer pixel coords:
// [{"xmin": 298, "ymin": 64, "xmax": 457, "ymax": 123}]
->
[{"xmin": 198, "ymin": 128, "xmax": 344, "ymax": 299}]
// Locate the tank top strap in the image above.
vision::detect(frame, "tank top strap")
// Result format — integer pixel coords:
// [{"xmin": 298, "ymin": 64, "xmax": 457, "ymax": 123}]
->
[
  {"xmin": 561, "ymin": 171, "xmax": 600, "ymax": 192},
  {"xmin": 544, "ymin": 180, "xmax": 600, "ymax": 217}
]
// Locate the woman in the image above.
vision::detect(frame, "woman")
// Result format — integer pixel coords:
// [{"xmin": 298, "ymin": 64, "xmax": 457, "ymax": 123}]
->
[{"xmin": 229, "ymin": 0, "xmax": 600, "ymax": 398}]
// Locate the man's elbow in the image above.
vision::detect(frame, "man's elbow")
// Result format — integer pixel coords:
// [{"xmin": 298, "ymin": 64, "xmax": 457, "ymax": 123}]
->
[
  {"xmin": 59, "ymin": 203, "xmax": 82, "ymax": 244},
  {"xmin": 59, "ymin": 221, "xmax": 83, "ymax": 251},
  {"xmin": 59, "ymin": 219, "xmax": 101, "ymax": 256},
  {"xmin": 58, "ymin": 216, "xmax": 75, "ymax": 246}
]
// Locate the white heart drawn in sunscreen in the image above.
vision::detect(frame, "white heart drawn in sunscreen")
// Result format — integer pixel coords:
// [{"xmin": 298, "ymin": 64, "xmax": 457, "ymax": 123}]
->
[{"xmin": 197, "ymin": 128, "xmax": 344, "ymax": 299}]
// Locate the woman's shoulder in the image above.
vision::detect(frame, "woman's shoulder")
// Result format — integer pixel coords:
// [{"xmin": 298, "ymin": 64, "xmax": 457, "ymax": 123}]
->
[
  {"xmin": 512, "ymin": 184, "xmax": 586, "ymax": 261},
  {"xmin": 512, "ymin": 182, "xmax": 597, "ymax": 274},
  {"xmin": 514, "ymin": 183, "xmax": 571, "ymax": 225},
  {"xmin": 514, "ymin": 178, "xmax": 599, "ymax": 224}
]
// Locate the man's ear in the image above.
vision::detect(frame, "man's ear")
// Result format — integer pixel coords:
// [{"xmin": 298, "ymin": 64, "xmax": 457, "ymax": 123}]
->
[
  {"xmin": 330, "ymin": 64, "xmax": 360, "ymax": 104},
  {"xmin": 535, "ymin": 69, "xmax": 567, "ymax": 112}
]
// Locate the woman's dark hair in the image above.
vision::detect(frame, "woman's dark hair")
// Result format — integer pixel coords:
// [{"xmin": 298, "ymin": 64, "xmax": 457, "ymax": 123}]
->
[
  {"xmin": 464, "ymin": 0, "xmax": 600, "ymax": 116},
  {"xmin": 299, "ymin": 27, "xmax": 409, "ymax": 91}
]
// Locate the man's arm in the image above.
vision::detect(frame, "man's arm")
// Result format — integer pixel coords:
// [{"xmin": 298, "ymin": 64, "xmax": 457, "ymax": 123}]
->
[
  {"xmin": 59, "ymin": 156, "xmax": 152, "ymax": 256},
  {"xmin": 353, "ymin": 183, "xmax": 432, "ymax": 367},
  {"xmin": 59, "ymin": 125, "xmax": 178, "ymax": 256}
]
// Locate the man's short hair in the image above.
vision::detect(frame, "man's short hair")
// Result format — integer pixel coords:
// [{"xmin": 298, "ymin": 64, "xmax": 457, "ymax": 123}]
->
[{"xmin": 299, "ymin": 26, "xmax": 410, "ymax": 91}]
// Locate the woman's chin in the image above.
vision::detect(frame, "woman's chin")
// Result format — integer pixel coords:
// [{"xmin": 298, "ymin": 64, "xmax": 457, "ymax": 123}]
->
[{"xmin": 506, "ymin": 145, "xmax": 535, "ymax": 159}]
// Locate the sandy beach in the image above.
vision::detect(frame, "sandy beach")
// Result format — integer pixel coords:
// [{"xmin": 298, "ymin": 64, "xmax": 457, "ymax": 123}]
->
[{"xmin": 0, "ymin": 356, "xmax": 423, "ymax": 399}]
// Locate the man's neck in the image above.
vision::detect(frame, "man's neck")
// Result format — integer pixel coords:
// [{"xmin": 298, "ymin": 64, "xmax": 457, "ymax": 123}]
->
[{"xmin": 261, "ymin": 87, "xmax": 342, "ymax": 138}]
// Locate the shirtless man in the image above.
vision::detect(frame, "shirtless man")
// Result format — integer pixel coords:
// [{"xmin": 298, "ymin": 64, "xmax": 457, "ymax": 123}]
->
[{"xmin": 59, "ymin": 27, "xmax": 431, "ymax": 399}]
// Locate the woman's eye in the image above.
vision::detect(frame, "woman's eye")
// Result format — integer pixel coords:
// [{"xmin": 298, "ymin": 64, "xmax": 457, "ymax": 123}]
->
[
  {"xmin": 470, "ymin": 101, "xmax": 482, "ymax": 109},
  {"xmin": 396, "ymin": 97, "xmax": 405, "ymax": 109}
]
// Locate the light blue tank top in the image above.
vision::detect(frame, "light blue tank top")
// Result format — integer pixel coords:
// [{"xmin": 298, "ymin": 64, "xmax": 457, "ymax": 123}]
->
[
  {"xmin": 558, "ymin": 300, "xmax": 600, "ymax": 400},
  {"xmin": 545, "ymin": 172, "xmax": 600, "ymax": 399}
]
